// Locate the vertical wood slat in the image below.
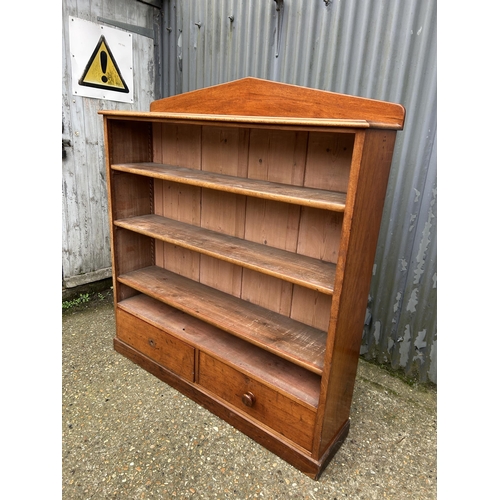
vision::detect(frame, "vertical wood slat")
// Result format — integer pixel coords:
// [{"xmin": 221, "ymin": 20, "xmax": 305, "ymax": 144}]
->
[
  {"xmin": 241, "ymin": 269, "xmax": 294, "ymax": 318},
  {"xmin": 290, "ymin": 287, "xmax": 332, "ymax": 332},
  {"xmin": 244, "ymin": 198, "xmax": 301, "ymax": 252},
  {"xmin": 247, "ymin": 129, "xmax": 308, "ymax": 186},
  {"xmin": 297, "ymin": 207, "xmax": 343, "ymax": 264}
]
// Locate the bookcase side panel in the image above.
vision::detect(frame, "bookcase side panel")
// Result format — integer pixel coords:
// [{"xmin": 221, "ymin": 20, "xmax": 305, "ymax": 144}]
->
[
  {"xmin": 114, "ymin": 229, "xmax": 154, "ymax": 302},
  {"xmin": 316, "ymin": 130, "xmax": 398, "ymax": 456},
  {"xmin": 111, "ymin": 172, "xmax": 152, "ymax": 221},
  {"xmin": 109, "ymin": 120, "xmax": 152, "ymax": 164},
  {"xmin": 107, "ymin": 120, "xmax": 154, "ymax": 304}
]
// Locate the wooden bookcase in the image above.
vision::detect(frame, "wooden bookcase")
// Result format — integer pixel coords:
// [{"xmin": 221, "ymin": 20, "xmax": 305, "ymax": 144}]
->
[{"xmin": 100, "ymin": 78, "xmax": 405, "ymax": 479}]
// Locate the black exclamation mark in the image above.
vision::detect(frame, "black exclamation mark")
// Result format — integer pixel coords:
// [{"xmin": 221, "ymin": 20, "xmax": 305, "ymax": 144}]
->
[{"xmin": 100, "ymin": 51, "xmax": 108, "ymax": 83}]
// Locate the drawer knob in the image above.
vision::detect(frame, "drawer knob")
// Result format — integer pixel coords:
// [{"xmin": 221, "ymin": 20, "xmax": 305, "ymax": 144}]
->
[{"xmin": 242, "ymin": 391, "xmax": 256, "ymax": 408}]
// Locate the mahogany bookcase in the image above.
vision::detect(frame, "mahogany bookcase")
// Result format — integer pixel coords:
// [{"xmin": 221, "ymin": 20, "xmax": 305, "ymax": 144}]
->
[{"xmin": 100, "ymin": 77, "xmax": 405, "ymax": 479}]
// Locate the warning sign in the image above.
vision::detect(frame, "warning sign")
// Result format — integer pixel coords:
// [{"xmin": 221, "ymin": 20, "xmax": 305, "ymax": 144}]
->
[
  {"xmin": 79, "ymin": 36, "xmax": 129, "ymax": 93},
  {"xmin": 69, "ymin": 17, "xmax": 133, "ymax": 103}
]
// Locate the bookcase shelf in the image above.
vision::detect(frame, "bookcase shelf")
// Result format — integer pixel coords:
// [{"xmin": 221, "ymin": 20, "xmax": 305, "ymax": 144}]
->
[
  {"xmin": 112, "ymin": 162, "xmax": 348, "ymax": 212},
  {"xmin": 100, "ymin": 77, "xmax": 404, "ymax": 479},
  {"xmin": 115, "ymin": 214, "xmax": 337, "ymax": 294},
  {"xmin": 118, "ymin": 265, "xmax": 327, "ymax": 374}
]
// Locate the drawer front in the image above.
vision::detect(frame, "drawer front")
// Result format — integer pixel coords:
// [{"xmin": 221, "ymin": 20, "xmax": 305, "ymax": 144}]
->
[
  {"xmin": 116, "ymin": 307, "xmax": 195, "ymax": 382},
  {"xmin": 198, "ymin": 352, "xmax": 315, "ymax": 451}
]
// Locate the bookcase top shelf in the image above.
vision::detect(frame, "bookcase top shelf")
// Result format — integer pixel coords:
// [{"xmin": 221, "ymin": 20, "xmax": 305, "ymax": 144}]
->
[
  {"xmin": 112, "ymin": 163, "xmax": 347, "ymax": 212},
  {"xmin": 99, "ymin": 110, "xmax": 371, "ymax": 130}
]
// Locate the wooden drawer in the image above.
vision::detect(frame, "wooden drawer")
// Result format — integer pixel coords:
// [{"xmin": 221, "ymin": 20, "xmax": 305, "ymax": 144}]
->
[
  {"xmin": 116, "ymin": 307, "xmax": 195, "ymax": 382},
  {"xmin": 198, "ymin": 352, "xmax": 315, "ymax": 451}
]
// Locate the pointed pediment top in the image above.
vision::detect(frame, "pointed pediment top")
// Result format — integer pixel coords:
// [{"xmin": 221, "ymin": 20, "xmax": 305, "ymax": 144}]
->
[{"xmin": 150, "ymin": 77, "xmax": 405, "ymax": 129}]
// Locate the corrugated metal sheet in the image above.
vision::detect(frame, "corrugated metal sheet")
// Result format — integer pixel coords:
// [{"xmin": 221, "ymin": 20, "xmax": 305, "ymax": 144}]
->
[
  {"xmin": 62, "ymin": 0, "xmax": 159, "ymax": 288},
  {"xmin": 161, "ymin": 0, "xmax": 437, "ymax": 383}
]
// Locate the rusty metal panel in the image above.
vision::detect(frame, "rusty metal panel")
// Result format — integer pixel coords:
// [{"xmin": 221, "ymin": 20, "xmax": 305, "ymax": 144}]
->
[
  {"xmin": 362, "ymin": 128, "xmax": 437, "ymax": 384},
  {"xmin": 162, "ymin": 0, "xmax": 437, "ymax": 383}
]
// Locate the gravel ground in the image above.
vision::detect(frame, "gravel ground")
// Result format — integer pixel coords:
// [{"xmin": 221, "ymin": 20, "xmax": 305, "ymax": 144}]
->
[{"xmin": 62, "ymin": 291, "xmax": 436, "ymax": 499}]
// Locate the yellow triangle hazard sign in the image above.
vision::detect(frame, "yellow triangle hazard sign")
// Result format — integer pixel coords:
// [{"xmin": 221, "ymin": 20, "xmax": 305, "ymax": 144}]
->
[{"xmin": 79, "ymin": 36, "xmax": 129, "ymax": 93}]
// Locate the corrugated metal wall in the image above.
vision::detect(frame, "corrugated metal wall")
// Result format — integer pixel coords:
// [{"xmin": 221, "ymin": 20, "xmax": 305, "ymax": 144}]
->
[
  {"xmin": 161, "ymin": 0, "xmax": 437, "ymax": 383},
  {"xmin": 62, "ymin": 0, "xmax": 159, "ymax": 289}
]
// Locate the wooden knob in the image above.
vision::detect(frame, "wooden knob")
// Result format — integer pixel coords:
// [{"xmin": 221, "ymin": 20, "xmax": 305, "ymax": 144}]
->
[{"xmin": 241, "ymin": 392, "xmax": 256, "ymax": 407}]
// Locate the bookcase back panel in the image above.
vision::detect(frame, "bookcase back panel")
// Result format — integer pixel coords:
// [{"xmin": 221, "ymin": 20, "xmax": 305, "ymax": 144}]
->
[
  {"xmin": 201, "ymin": 189, "xmax": 247, "ymax": 238},
  {"xmin": 152, "ymin": 181, "xmax": 342, "ymax": 273},
  {"xmin": 199, "ymin": 254, "xmax": 243, "ymax": 297},
  {"xmin": 247, "ymin": 129, "xmax": 308, "ymax": 185},
  {"xmin": 155, "ymin": 241, "xmax": 200, "ymax": 281},
  {"xmin": 241, "ymin": 269, "xmax": 294, "ymax": 317},
  {"xmin": 155, "ymin": 242, "xmax": 253, "ymax": 303},
  {"xmin": 154, "ymin": 180, "xmax": 201, "ymax": 225},
  {"xmin": 201, "ymin": 126, "xmax": 249, "ymax": 177},
  {"xmin": 297, "ymin": 207, "xmax": 343, "ymax": 264},
  {"xmin": 151, "ymin": 124, "xmax": 354, "ymax": 200},
  {"xmin": 304, "ymin": 132, "xmax": 354, "ymax": 193},
  {"xmin": 244, "ymin": 197, "xmax": 301, "ymax": 252},
  {"xmin": 153, "ymin": 123, "xmax": 201, "ymax": 168},
  {"xmin": 240, "ymin": 270, "xmax": 330, "ymax": 331},
  {"xmin": 290, "ymin": 286, "xmax": 332, "ymax": 332}
]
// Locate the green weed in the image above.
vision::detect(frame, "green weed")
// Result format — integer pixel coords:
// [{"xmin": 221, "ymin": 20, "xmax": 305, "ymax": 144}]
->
[{"xmin": 62, "ymin": 293, "xmax": 91, "ymax": 310}]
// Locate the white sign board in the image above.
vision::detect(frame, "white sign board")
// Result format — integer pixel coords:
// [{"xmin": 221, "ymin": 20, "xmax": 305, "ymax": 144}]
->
[{"xmin": 69, "ymin": 17, "xmax": 134, "ymax": 103}]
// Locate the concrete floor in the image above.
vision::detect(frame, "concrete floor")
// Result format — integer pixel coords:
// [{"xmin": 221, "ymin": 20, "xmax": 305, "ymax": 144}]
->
[{"xmin": 62, "ymin": 290, "xmax": 436, "ymax": 499}]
